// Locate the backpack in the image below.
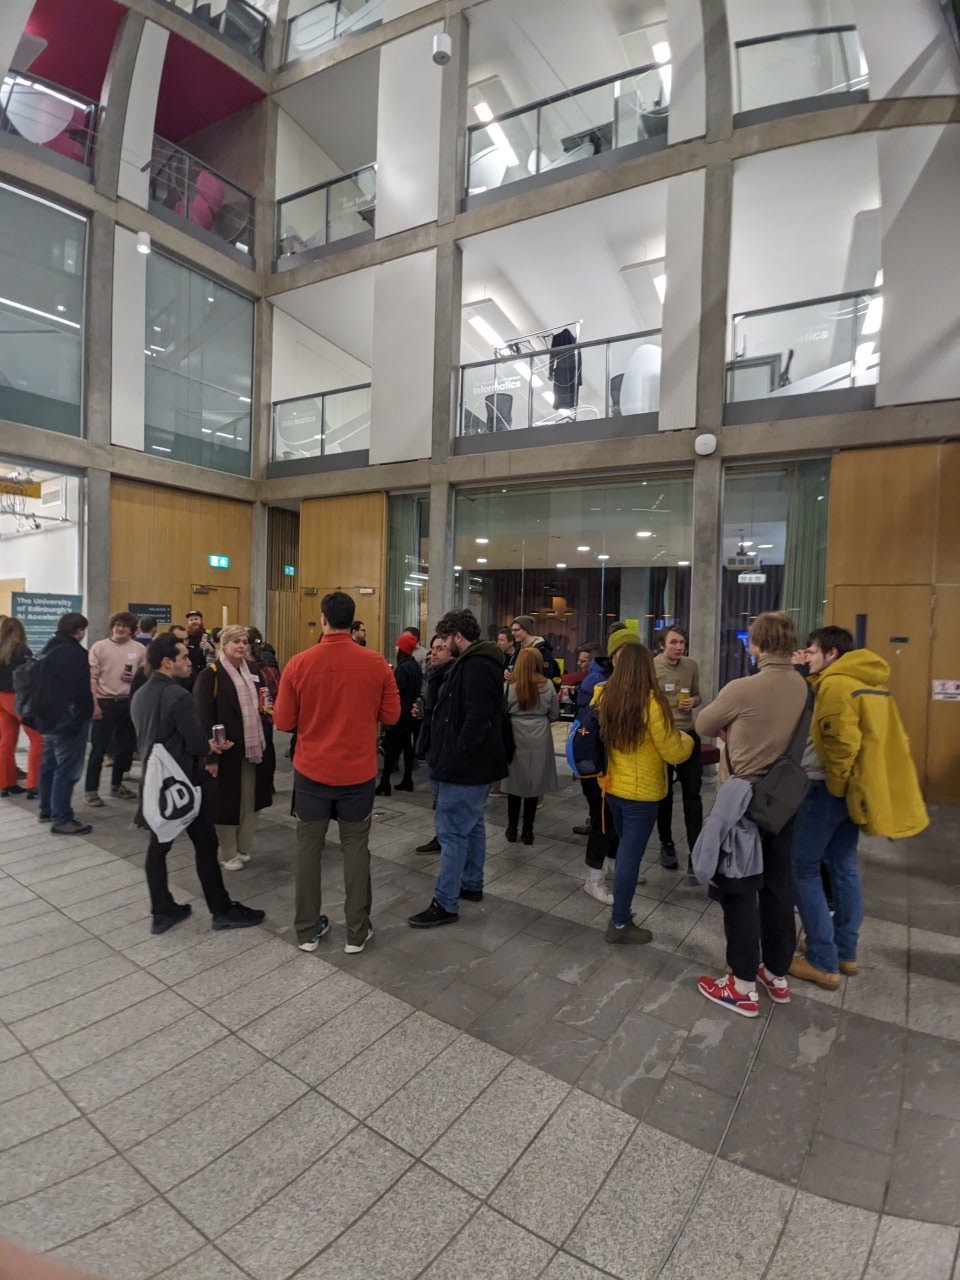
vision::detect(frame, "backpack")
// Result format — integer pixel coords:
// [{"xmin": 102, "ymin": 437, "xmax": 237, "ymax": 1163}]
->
[
  {"xmin": 141, "ymin": 742, "xmax": 201, "ymax": 842},
  {"xmin": 13, "ymin": 653, "xmax": 51, "ymax": 732},
  {"xmin": 727, "ymin": 686, "xmax": 814, "ymax": 834},
  {"xmin": 565, "ymin": 701, "xmax": 607, "ymax": 779}
]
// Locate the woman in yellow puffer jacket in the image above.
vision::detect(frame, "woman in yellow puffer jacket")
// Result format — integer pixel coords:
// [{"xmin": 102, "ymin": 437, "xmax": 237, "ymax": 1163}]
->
[{"xmin": 593, "ymin": 638, "xmax": 693, "ymax": 945}]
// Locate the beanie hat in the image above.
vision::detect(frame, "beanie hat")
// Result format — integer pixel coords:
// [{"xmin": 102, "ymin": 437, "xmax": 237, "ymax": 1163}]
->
[
  {"xmin": 607, "ymin": 628, "xmax": 641, "ymax": 658},
  {"xmin": 396, "ymin": 633, "xmax": 418, "ymax": 656},
  {"xmin": 513, "ymin": 615, "xmax": 536, "ymax": 634}
]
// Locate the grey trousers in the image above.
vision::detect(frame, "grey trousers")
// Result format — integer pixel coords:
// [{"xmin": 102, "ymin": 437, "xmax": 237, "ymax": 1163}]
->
[{"xmin": 292, "ymin": 772, "xmax": 376, "ymax": 948}]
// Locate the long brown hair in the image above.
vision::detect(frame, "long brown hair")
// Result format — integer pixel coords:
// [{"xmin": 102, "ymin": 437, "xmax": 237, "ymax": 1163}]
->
[
  {"xmin": 597, "ymin": 642, "xmax": 674, "ymax": 751},
  {"xmin": 0, "ymin": 617, "xmax": 27, "ymax": 665},
  {"xmin": 507, "ymin": 646, "xmax": 546, "ymax": 710}
]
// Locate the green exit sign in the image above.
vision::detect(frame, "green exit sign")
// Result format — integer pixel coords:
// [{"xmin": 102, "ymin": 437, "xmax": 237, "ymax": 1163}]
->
[
  {"xmin": 208, "ymin": 554, "xmax": 230, "ymax": 569},
  {"xmin": 283, "ymin": 564, "xmax": 296, "ymax": 577}
]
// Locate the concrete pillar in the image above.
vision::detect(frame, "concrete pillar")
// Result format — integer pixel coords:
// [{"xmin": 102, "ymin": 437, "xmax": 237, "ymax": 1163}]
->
[
  {"xmin": 251, "ymin": 299, "xmax": 274, "ymax": 479},
  {"xmin": 250, "ymin": 501, "xmax": 268, "ymax": 630},
  {"xmin": 427, "ymin": 478, "xmax": 455, "ymax": 622},
  {"xmin": 436, "ymin": 11, "xmax": 468, "ymax": 228},
  {"xmin": 0, "ymin": 0, "xmax": 32, "ymax": 80},
  {"xmin": 666, "ymin": 0, "xmax": 707, "ymax": 145},
  {"xmin": 659, "ymin": 168, "xmax": 706, "ymax": 432},
  {"xmin": 701, "ymin": 0, "xmax": 732, "ymax": 142},
  {"xmin": 254, "ymin": 97, "xmax": 280, "ymax": 271},
  {"xmin": 690, "ymin": 455, "xmax": 722, "ymax": 700},
  {"xmin": 95, "ymin": 10, "xmax": 147, "ymax": 200},
  {"xmin": 696, "ymin": 162, "xmax": 733, "ymax": 431},
  {"xmin": 85, "ymin": 467, "xmax": 112, "ymax": 643},
  {"xmin": 85, "ymin": 213, "xmax": 115, "ymax": 450},
  {"xmin": 425, "ymin": 236, "xmax": 462, "ymax": 620}
]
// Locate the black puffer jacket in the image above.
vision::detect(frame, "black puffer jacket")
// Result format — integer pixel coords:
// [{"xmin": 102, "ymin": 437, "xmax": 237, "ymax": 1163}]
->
[
  {"xmin": 427, "ymin": 641, "xmax": 508, "ymax": 785},
  {"xmin": 394, "ymin": 653, "xmax": 423, "ymax": 715},
  {"xmin": 39, "ymin": 633, "xmax": 94, "ymax": 732}
]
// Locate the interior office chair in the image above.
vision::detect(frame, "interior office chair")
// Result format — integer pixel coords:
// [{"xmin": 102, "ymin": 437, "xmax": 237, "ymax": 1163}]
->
[
  {"xmin": 485, "ymin": 393, "xmax": 513, "ymax": 432},
  {"xmin": 609, "ymin": 373, "xmax": 624, "ymax": 416}
]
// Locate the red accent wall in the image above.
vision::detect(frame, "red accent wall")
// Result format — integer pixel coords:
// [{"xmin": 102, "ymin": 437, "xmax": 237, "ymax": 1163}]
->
[
  {"xmin": 156, "ymin": 32, "xmax": 265, "ymax": 143},
  {"xmin": 25, "ymin": 0, "xmax": 125, "ymax": 99}
]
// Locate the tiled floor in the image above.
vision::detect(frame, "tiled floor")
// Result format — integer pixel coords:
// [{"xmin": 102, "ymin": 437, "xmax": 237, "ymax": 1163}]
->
[{"xmin": 0, "ymin": 740, "xmax": 958, "ymax": 1279}]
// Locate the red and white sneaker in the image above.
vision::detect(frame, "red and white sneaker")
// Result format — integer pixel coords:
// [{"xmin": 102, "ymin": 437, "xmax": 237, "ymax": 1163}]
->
[
  {"xmin": 697, "ymin": 973, "xmax": 760, "ymax": 1018},
  {"xmin": 757, "ymin": 964, "xmax": 790, "ymax": 1004}
]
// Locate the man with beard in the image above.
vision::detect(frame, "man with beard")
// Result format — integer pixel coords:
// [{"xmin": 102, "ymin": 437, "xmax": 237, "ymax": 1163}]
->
[{"xmin": 184, "ymin": 610, "xmax": 214, "ymax": 688}]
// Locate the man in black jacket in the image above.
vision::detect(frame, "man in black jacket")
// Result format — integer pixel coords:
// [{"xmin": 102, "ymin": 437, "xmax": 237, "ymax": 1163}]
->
[
  {"xmin": 37, "ymin": 612, "xmax": 95, "ymax": 835},
  {"xmin": 131, "ymin": 633, "xmax": 265, "ymax": 935},
  {"xmin": 409, "ymin": 609, "xmax": 507, "ymax": 928}
]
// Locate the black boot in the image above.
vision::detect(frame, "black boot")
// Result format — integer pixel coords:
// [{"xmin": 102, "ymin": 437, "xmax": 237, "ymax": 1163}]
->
[
  {"xmin": 375, "ymin": 777, "xmax": 392, "ymax": 796},
  {"xmin": 521, "ymin": 827, "xmax": 534, "ymax": 846},
  {"xmin": 505, "ymin": 826, "xmax": 518, "ymax": 842},
  {"xmin": 395, "ymin": 775, "xmax": 414, "ymax": 792}
]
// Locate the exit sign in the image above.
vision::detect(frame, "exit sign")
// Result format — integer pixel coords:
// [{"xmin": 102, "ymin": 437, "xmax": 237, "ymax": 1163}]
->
[
  {"xmin": 209, "ymin": 554, "xmax": 230, "ymax": 569},
  {"xmin": 283, "ymin": 564, "xmax": 296, "ymax": 577}
]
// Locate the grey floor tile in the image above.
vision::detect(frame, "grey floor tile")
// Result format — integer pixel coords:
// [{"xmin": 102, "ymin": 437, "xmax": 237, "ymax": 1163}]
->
[
  {"xmin": 319, "ymin": 1011, "xmax": 458, "ymax": 1119},
  {"xmin": 53, "ymin": 1199, "xmax": 204, "ymax": 1280},
  {"xmin": 864, "ymin": 1216, "xmax": 959, "ymax": 1280},
  {"xmin": 170, "ymin": 936, "xmax": 312, "ymax": 1007},
  {"xmin": 421, "ymin": 1206, "xmax": 554, "ymax": 1280},
  {"xmin": 0, "ymin": 1156, "xmax": 155, "ymax": 1251},
  {"xmin": 578, "ymin": 1007, "xmax": 686, "ymax": 1119},
  {"xmin": 168, "ymin": 1092, "xmax": 356, "ymax": 1236},
  {"xmin": 720, "ymin": 1057, "xmax": 823, "ymax": 1183},
  {"xmin": 11, "ymin": 969, "xmax": 165, "ymax": 1050},
  {"xmin": 125, "ymin": 1060, "xmax": 308, "ymax": 1192},
  {"xmin": 643, "ymin": 1071, "xmax": 736, "ymax": 1155},
  {"xmin": 425, "ymin": 1059, "xmax": 568, "ymax": 1198},
  {"xmin": 275, "ymin": 988, "xmax": 410, "ymax": 1084},
  {"xmin": 554, "ymin": 959, "xmax": 654, "ymax": 1041},
  {"xmin": 0, "ymin": 1082, "xmax": 79, "ymax": 1151},
  {"xmin": 203, "ymin": 956, "xmax": 336, "ymax": 1031},
  {"xmin": 520, "ymin": 1018, "xmax": 605, "ymax": 1085},
  {"xmin": 639, "ymin": 901, "xmax": 703, "ymax": 951},
  {"xmin": 460, "ymin": 932, "xmax": 559, "ymax": 996},
  {"xmin": 843, "ymin": 963, "xmax": 909, "ymax": 1027},
  {"xmin": 658, "ymin": 1159, "xmax": 793, "ymax": 1280},
  {"xmin": 217, "ymin": 1126, "xmax": 411, "ymax": 1280},
  {"xmin": 631, "ymin": 959, "xmax": 711, "ymax": 1031},
  {"xmin": 887, "ymin": 1110, "xmax": 960, "ymax": 1225},
  {"xmin": 0, "ymin": 1116, "xmax": 113, "ymax": 1204},
  {"xmin": 61, "ymin": 882, "xmax": 150, "ymax": 923},
  {"xmin": 818, "ymin": 1015, "xmax": 906, "ymax": 1154},
  {"xmin": 567, "ymin": 1123, "xmax": 711, "ymax": 1278},
  {"xmin": 91, "ymin": 1036, "xmax": 265, "ymax": 1149},
  {"xmin": 904, "ymin": 1029, "xmax": 960, "ymax": 1121},
  {"xmin": 40, "ymin": 864, "xmax": 145, "ymax": 909},
  {"xmin": 121, "ymin": 917, "xmax": 267, "ymax": 970},
  {"xmin": 0, "ymin": 897, "xmax": 53, "ymax": 929},
  {"xmin": 0, "ymin": 880, "xmax": 39, "ymax": 911},
  {"xmin": 153, "ymin": 1245, "xmax": 250, "ymax": 1279},
  {"xmin": 0, "ymin": 938, "xmax": 111, "ymax": 999},
  {"xmin": 0, "ymin": 1026, "xmax": 21, "ymax": 1064},
  {"xmin": 0, "ymin": 1053, "xmax": 46, "ymax": 1104},
  {"xmin": 909, "ymin": 974, "xmax": 960, "ymax": 1043},
  {"xmin": 755, "ymin": 995, "xmax": 841, "ymax": 1077},
  {"xmin": 799, "ymin": 1132, "xmax": 892, "ymax": 1213},
  {"xmin": 0, "ymin": 954, "xmax": 137, "ymax": 1025},
  {"xmin": 298, "ymin": 1164, "xmax": 477, "ymax": 1280},
  {"xmin": 541, "ymin": 1256, "xmax": 610, "ymax": 1279},
  {"xmin": 422, "ymin": 976, "xmax": 500, "ymax": 1029},
  {"xmin": 491, "ymin": 1089, "xmax": 635, "ymax": 1245},
  {"xmin": 10, "ymin": 849, "xmax": 117, "ymax": 886},
  {"xmin": 766, "ymin": 1192, "xmax": 878, "ymax": 1280},
  {"xmin": 672, "ymin": 1010, "xmax": 764, "ymax": 1099},
  {"xmin": 32, "ymin": 990, "xmax": 195, "ymax": 1080},
  {"xmin": 467, "ymin": 970, "xmax": 576, "ymax": 1055},
  {"xmin": 239, "ymin": 969, "xmax": 371, "ymax": 1060},
  {"xmin": 0, "ymin": 908, "xmax": 60, "ymax": 946}
]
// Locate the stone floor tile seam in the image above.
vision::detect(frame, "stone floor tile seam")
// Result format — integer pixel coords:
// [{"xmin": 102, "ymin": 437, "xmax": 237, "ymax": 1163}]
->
[
  {"xmin": 170, "ymin": 953, "xmax": 343, "ymax": 1032},
  {"xmin": 0, "ymin": 953, "xmax": 145, "ymax": 1025},
  {"xmin": 0, "ymin": 1143, "xmax": 120, "ymax": 1211}
]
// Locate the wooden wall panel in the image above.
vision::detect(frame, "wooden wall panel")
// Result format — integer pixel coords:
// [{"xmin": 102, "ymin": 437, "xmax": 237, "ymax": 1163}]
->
[
  {"xmin": 267, "ymin": 589, "xmax": 300, "ymax": 666},
  {"xmin": 298, "ymin": 494, "xmax": 388, "ymax": 656},
  {"xmin": 927, "ymin": 584, "xmax": 960, "ymax": 805},
  {"xmin": 110, "ymin": 478, "xmax": 253, "ymax": 628},
  {"xmin": 935, "ymin": 441, "xmax": 960, "ymax": 585}
]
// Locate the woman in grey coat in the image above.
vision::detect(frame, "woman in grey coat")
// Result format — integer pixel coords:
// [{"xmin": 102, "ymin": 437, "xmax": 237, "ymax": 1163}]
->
[{"xmin": 503, "ymin": 647, "xmax": 560, "ymax": 844}]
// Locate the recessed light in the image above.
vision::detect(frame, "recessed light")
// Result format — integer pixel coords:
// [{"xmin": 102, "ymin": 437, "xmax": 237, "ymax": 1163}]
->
[
  {"xmin": 757, "ymin": 544, "xmax": 773, "ymax": 549},
  {"xmin": 477, "ymin": 558, "xmax": 488, "ymax": 564},
  {"xmin": 56, "ymin": 304, "xmax": 66, "ymax": 313},
  {"xmin": 817, "ymin": 495, "xmax": 825, "ymax": 501},
  {"xmin": 475, "ymin": 537, "xmax": 489, "ymax": 544},
  {"xmin": 636, "ymin": 530, "xmax": 653, "ymax": 538},
  {"xmin": 207, "ymin": 296, "xmax": 215, "ymax": 303},
  {"xmin": 678, "ymin": 560, "xmax": 690, "ymax": 566},
  {"xmin": 556, "ymin": 563, "xmax": 566, "ymax": 569},
  {"xmin": 454, "ymin": 565, "xmax": 462, "ymax": 570},
  {"xmin": 577, "ymin": 545, "xmax": 590, "ymax": 552},
  {"xmin": 597, "ymin": 554, "xmax": 610, "ymax": 561}
]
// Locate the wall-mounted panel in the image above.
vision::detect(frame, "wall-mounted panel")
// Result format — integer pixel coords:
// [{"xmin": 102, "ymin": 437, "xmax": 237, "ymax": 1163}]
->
[
  {"xmin": 375, "ymin": 25, "xmax": 442, "ymax": 238},
  {"xmin": 369, "ymin": 249, "xmax": 437, "ymax": 465},
  {"xmin": 299, "ymin": 493, "xmax": 387, "ymax": 652}
]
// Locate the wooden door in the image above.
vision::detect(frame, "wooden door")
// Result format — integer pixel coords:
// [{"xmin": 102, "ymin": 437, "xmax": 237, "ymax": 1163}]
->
[
  {"xmin": 192, "ymin": 585, "xmax": 240, "ymax": 629},
  {"xmin": 927, "ymin": 584, "xmax": 960, "ymax": 805},
  {"xmin": 831, "ymin": 585, "xmax": 934, "ymax": 780}
]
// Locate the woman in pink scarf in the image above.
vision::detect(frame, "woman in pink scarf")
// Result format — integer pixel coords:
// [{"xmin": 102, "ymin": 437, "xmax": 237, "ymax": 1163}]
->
[{"xmin": 193, "ymin": 625, "xmax": 274, "ymax": 871}]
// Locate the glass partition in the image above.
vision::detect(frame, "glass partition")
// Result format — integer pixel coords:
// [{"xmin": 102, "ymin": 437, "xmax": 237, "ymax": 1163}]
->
[
  {"xmin": 385, "ymin": 492, "xmax": 430, "ymax": 645},
  {"xmin": 153, "ymin": 0, "xmax": 269, "ymax": 62},
  {"xmin": 727, "ymin": 290, "xmax": 880, "ymax": 403},
  {"xmin": 0, "ymin": 184, "xmax": 86, "ymax": 437},
  {"xmin": 459, "ymin": 331, "xmax": 661, "ymax": 436},
  {"xmin": 735, "ymin": 26, "xmax": 868, "ymax": 115},
  {"xmin": 277, "ymin": 165, "xmax": 376, "ymax": 260},
  {"xmin": 272, "ymin": 384, "xmax": 372, "ymax": 461},
  {"xmin": 148, "ymin": 137, "xmax": 254, "ymax": 257},
  {"xmin": 0, "ymin": 72, "xmax": 97, "ymax": 170},
  {"xmin": 285, "ymin": 0, "xmax": 382, "ymax": 63},
  {"xmin": 466, "ymin": 63, "xmax": 668, "ymax": 197}
]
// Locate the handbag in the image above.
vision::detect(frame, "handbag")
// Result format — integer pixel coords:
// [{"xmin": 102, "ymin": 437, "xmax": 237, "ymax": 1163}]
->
[{"xmin": 726, "ymin": 686, "xmax": 814, "ymax": 834}]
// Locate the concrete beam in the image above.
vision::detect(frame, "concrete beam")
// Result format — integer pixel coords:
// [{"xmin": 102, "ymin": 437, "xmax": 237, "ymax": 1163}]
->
[
  {"xmin": 257, "ymin": 458, "xmax": 430, "ymax": 503},
  {"xmin": 265, "ymin": 222, "xmax": 440, "ymax": 295},
  {"xmin": 85, "ymin": 467, "xmax": 112, "ymax": 642},
  {"xmin": 85, "ymin": 213, "xmax": 115, "ymax": 450},
  {"xmin": 252, "ymin": 299, "xmax": 274, "ymax": 481},
  {"xmin": 689, "ymin": 456, "xmax": 722, "ymax": 700},
  {"xmin": 701, "ymin": 0, "xmax": 732, "ymax": 143},
  {"xmin": 94, "ymin": 9, "xmax": 147, "ymax": 200}
]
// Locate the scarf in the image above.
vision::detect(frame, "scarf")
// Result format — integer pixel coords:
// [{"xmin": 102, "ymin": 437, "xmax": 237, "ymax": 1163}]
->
[{"xmin": 221, "ymin": 657, "xmax": 265, "ymax": 764}]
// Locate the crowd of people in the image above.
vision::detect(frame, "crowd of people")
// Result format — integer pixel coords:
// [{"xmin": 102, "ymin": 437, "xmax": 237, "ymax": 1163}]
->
[{"xmin": 0, "ymin": 590, "xmax": 927, "ymax": 1014}]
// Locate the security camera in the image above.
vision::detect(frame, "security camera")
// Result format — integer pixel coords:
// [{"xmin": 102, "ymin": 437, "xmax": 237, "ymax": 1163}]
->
[
  {"xmin": 432, "ymin": 32, "xmax": 452, "ymax": 65},
  {"xmin": 694, "ymin": 432, "xmax": 718, "ymax": 456}
]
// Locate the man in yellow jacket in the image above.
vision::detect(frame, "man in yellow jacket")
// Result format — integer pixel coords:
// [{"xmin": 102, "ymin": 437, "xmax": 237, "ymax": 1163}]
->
[{"xmin": 790, "ymin": 626, "xmax": 928, "ymax": 990}]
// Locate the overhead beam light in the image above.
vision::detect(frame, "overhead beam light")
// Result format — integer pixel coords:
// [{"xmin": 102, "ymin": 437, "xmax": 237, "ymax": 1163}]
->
[
  {"xmin": 636, "ymin": 530, "xmax": 653, "ymax": 538},
  {"xmin": 0, "ymin": 295, "xmax": 80, "ymax": 330},
  {"xmin": 473, "ymin": 100, "xmax": 519, "ymax": 168},
  {"xmin": 467, "ymin": 313, "xmax": 504, "ymax": 349}
]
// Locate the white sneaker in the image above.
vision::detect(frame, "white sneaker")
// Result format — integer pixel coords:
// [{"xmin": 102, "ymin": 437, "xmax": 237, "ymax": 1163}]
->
[
  {"xmin": 220, "ymin": 856, "xmax": 244, "ymax": 871},
  {"xmin": 583, "ymin": 879, "xmax": 614, "ymax": 906},
  {"xmin": 344, "ymin": 925, "xmax": 374, "ymax": 954},
  {"xmin": 298, "ymin": 917, "xmax": 330, "ymax": 951},
  {"xmin": 238, "ymin": 852, "xmax": 251, "ymax": 863}
]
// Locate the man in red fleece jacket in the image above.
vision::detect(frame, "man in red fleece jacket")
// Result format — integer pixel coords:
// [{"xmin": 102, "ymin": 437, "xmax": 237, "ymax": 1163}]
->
[{"xmin": 274, "ymin": 592, "xmax": 400, "ymax": 955}]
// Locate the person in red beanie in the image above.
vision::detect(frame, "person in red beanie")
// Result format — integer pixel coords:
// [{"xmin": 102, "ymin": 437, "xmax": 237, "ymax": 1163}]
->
[{"xmin": 376, "ymin": 631, "xmax": 424, "ymax": 796}]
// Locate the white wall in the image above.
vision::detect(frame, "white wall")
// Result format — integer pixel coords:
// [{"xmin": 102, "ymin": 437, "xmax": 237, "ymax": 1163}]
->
[
  {"xmin": 877, "ymin": 123, "xmax": 960, "ymax": 406},
  {"xmin": 369, "ymin": 249, "xmax": 436, "ymax": 464},
  {"xmin": 0, "ymin": 0, "xmax": 34, "ymax": 80},
  {"xmin": 111, "ymin": 228, "xmax": 147, "ymax": 451},
  {"xmin": 0, "ymin": 475, "xmax": 82, "ymax": 596},
  {"xmin": 666, "ymin": 0, "xmax": 706, "ymax": 143},
  {"xmin": 855, "ymin": 0, "xmax": 960, "ymax": 98},
  {"xmin": 271, "ymin": 307, "xmax": 371, "ymax": 402},
  {"xmin": 659, "ymin": 169, "xmax": 704, "ymax": 430},
  {"xmin": 275, "ymin": 109, "xmax": 343, "ymax": 200},
  {"xmin": 117, "ymin": 21, "xmax": 168, "ymax": 207},
  {"xmin": 375, "ymin": 26, "xmax": 443, "ymax": 237}
]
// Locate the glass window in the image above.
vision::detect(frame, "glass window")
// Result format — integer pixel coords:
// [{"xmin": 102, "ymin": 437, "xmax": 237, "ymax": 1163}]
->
[
  {"xmin": 385, "ymin": 493, "xmax": 430, "ymax": 643},
  {"xmin": 453, "ymin": 475, "xmax": 693, "ymax": 661},
  {"xmin": 735, "ymin": 27, "xmax": 868, "ymax": 116},
  {"xmin": 144, "ymin": 254, "xmax": 254, "ymax": 476},
  {"xmin": 0, "ymin": 184, "xmax": 86, "ymax": 437},
  {"xmin": 719, "ymin": 461, "xmax": 830, "ymax": 684}
]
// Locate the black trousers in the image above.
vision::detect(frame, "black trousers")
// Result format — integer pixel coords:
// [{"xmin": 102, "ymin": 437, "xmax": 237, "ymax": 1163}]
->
[
  {"xmin": 657, "ymin": 730, "xmax": 703, "ymax": 850},
  {"xmin": 506, "ymin": 794, "xmax": 538, "ymax": 833},
  {"xmin": 145, "ymin": 789, "xmax": 231, "ymax": 918},
  {"xmin": 581, "ymin": 776, "xmax": 619, "ymax": 870},
  {"xmin": 716, "ymin": 819, "xmax": 797, "ymax": 983},
  {"xmin": 85, "ymin": 697, "xmax": 136, "ymax": 792},
  {"xmin": 381, "ymin": 713, "xmax": 416, "ymax": 782}
]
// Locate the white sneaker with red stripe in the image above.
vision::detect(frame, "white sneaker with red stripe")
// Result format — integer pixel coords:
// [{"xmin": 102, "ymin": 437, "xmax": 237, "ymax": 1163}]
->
[
  {"xmin": 757, "ymin": 964, "xmax": 791, "ymax": 1004},
  {"xmin": 697, "ymin": 973, "xmax": 760, "ymax": 1018}
]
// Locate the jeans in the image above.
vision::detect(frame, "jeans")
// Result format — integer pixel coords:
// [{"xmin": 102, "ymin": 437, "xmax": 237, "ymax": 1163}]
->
[
  {"xmin": 85, "ymin": 697, "xmax": 136, "ymax": 793},
  {"xmin": 716, "ymin": 821, "xmax": 796, "ymax": 983},
  {"xmin": 657, "ymin": 730, "xmax": 703, "ymax": 852},
  {"xmin": 434, "ymin": 782, "xmax": 491, "ymax": 913},
  {"xmin": 145, "ymin": 788, "xmax": 231, "ymax": 918},
  {"xmin": 38, "ymin": 721, "xmax": 89, "ymax": 825},
  {"xmin": 606, "ymin": 796, "xmax": 658, "ymax": 926},
  {"xmin": 791, "ymin": 781, "xmax": 862, "ymax": 972}
]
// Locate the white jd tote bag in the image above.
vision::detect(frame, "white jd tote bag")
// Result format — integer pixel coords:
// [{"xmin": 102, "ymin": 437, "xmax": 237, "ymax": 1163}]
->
[{"xmin": 142, "ymin": 743, "xmax": 201, "ymax": 842}]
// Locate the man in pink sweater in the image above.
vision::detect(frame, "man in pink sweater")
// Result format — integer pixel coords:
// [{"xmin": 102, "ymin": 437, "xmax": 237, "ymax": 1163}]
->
[{"xmin": 84, "ymin": 611, "xmax": 145, "ymax": 807}]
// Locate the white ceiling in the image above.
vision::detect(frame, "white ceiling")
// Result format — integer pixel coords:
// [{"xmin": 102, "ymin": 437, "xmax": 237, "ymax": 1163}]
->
[
  {"xmin": 275, "ymin": 48, "xmax": 381, "ymax": 173},
  {"xmin": 273, "ymin": 267, "xmax": 376, "ymax": 366}
]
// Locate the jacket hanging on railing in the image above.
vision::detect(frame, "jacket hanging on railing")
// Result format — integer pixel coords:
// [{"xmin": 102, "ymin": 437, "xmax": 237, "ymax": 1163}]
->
[{"xmin": 549, "ymin": 328, "xmax": 582, "ymax": 409}]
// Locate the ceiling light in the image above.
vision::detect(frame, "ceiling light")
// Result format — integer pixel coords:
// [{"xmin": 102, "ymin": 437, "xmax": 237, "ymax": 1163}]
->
[
  {"xmin": 817, "ymin": 494, "xmax": 825, "ymax": 501},
  {"xmin": 678, "ymin": 560, "xmax": 690, "ymax": 566},
  {"xmin": 556, "ymin": 562, "xmax": 566, "ymax": 569},
  {"xmin": 153, "ymin": 325, "xmax": 161, "ymax": 333},
  {"xmin": 0, "ymin": 295, "xmax": 80, "ymax": 330},
  {"xmin": 473, "ymin": 100, "xmax": 519, "ymax": 167},
  {"xmin": 454, "ymin": 564, "xmax": 462, "ymax": 570},
  {"xmin": 477, "ymin": 557, "xmax": 487, "ymax": 564},
  {"xmin": 742, "ymin": 540, "xmax": 754, "ymax": 546},
  {"xmin": 861, "ymin": 297, "xmax": 883, "ymax": 336},
  {"xmin": 652, "ymin": 274, "xmax": 666, "ymax": 304},
  {"xmin": 597, "ymin": 553, "xmax": 610, "ymax": 561},
  {"xmin": 652, "ymin": 40, "xmax": 671, "ymax": 63},
  {"xmin": 636, "ymin": 530, "xmax": 653, "ymax": 538},
  {"xmin": 577, "ymin": 545, "xmax": 590, "ymax": 552},
  {"xmin": 136, "ymin": 231, "xmax": 151, "ymax": 255},
  {"xmin": 473, "ymin": 100, "xmax": 494, "ymax": 123},
  {"xmin": 468, "ymin": 313, "xmax": 504, "ymax": 348},
  {"xmin": 56, "ymin": 304, "xmax": 66, "ymax": 313},
  {"xmin": 207, "ymin": 295, "xmax": 215, "ymax": 303},
  {"xmin": 475, "ymin": 537, "xmax": 489, "ymax": 544},
  {"xmin": 757, "ymin": 544, "xmax": 774, "ymax": 550}
]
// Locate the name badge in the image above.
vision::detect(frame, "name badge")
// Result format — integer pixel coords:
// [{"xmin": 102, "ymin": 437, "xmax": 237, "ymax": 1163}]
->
[
  {"xmin": 251, "ymin": 674, "xmax": 260, "ymax": 683},
  {"xmin": 664, "ymin": 683, "xmax": 676, "ymax": 693}
]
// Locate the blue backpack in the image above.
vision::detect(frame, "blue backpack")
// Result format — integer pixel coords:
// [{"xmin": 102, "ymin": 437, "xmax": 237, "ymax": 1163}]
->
[{"xmin": 565, "ymin": 701, "xmax": 607, "ymax": 779}]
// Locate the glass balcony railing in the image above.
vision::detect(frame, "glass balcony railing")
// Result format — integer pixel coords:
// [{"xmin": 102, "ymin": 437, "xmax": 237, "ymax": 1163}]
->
[
  {"xmin": 284, "ymin": 0, "xmax": 382, "ymax": 64},
  {"xmin": 735, "ymin": 26, "xmax": 868, "ymax": 117},
  {"xmin": 466, "ymin": 63, "xmax": 669, "ymax": 198},
  {"xmin": 148, "ymin": 137, "xmax": 254, "ymax": 257},
  {"xmin": 459, "ymin": 331, "xmax": 662, "ymax": 437},
  {"xmin": 152, "ymin": 0, "xmax": 269, "ymax": 63},
  {"xmin": 276, "ymin": 164, "xmax": 376, "ymax": 261},
  {"xmin": 272, "ymin": 384, "xmax": 372, "ymax": 461},
  {"xmin": 726, "ymin": 289, "xmax": 881, "ymax": 403},
  {"xmin": 0, "ymin": 72, "xmax": 97, "ymax": 170}
]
